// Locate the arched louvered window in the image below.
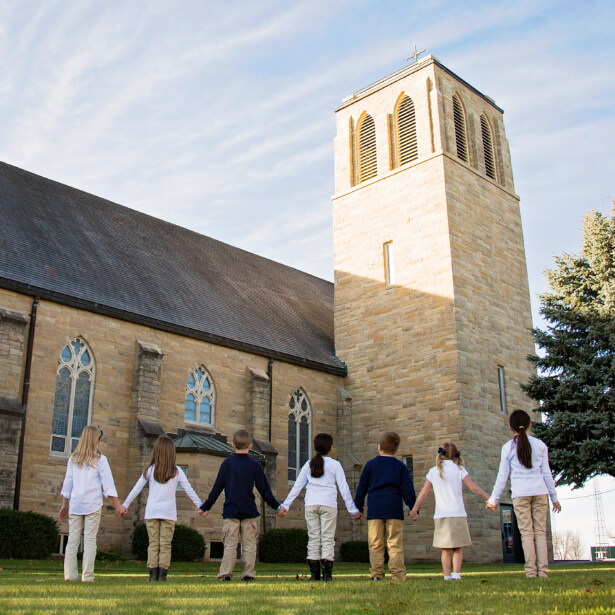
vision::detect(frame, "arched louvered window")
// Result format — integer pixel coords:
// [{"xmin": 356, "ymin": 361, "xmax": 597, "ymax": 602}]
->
[
  {"xmin": 396, "ymin": 95, "xmax": 418, "ymax": 166},
  {"xmin": 287, "ymin": 389, "xmax": 311, "ymax": 481},
  {"xmin": 452, "ymin": 94, "xmax": 468, "ymax": 163},
  {"xmin": 358, "ymin": 113, "xmax": 377, "ymax": 182},
  {"xmin": 50, "ymin": 338, "xmax": 95, "ymax": 455},
  {"xmin": 185, "ymin": 365, "xmax": 216, "ymax": 425},
  {"xmin": 480, "ymin": 114, "xmax": 496, "ymax": 180}
]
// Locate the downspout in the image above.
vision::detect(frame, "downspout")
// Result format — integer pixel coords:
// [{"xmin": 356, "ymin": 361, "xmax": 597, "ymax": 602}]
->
[
  {"xmin": 13, "ymin": 295, "xmax": 39, "ymax": 510},
  {"xmin": 267, "ymin": 358, "xmax": 274, "ymax": 442}
]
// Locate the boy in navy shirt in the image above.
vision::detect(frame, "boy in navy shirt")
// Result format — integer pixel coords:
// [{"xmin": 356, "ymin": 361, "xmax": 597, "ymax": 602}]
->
[
  {"xmin": 354, "ymin": 431, "xmax": 416, "ymax": 582},
  {"xmin": 199, "ymin": 429, "xmax": 280, "ymax": 582}
]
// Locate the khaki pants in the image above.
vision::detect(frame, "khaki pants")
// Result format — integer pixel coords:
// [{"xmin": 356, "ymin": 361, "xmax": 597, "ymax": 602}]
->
[
  {"xmin": 145, "ymin": 519, "xmax": 176, "ymax": 570},
  {"xmin": 218, "ymin": 518, "xmax": 259, "ymax": 579},
  {"xmin": 367, "ymin": 519, "xmax": 405, "ymax": 580},
  {"xmin": 64, "ymin": 508, "xmax": 102, "ymax": 582},
  {"xmin": 305, "ymin": 505, "xmax": 337, "ymax": 561},
  {"xmin": 513, "ymin": 495, "xmax": 549, "ymax": 577}
]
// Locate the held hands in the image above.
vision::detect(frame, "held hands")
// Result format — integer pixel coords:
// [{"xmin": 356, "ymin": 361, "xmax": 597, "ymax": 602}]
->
[
  {"xmin": 277, "ymin": 506, "xmax": 288, "ymax": 518},
  {"xmin": 485, "ymin": 501, "xmax": 498, "ymax": 512},
  {"xmin": 351, "ymin": 512, "xmax": 361, "ymax": 521},
  {"xmin": 115, "ymin": 505, "xmax": 128, "ymax": 518},
  {"xmin": 409, "ymin": 509, "xmax": 419, "ymax": 522},
  {"xmin": 552, "ymin": 501, "xmax": 562, "ymax": 513},
  {"xmin": 198, "ymin": 509, "xmax": 209, "ymax": 518}
]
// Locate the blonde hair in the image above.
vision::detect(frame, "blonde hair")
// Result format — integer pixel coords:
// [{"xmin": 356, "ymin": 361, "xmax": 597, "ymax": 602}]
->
[
  {"xmin": 145, "ymin": 435, "xmax": 177, "ymax": 483},
  {"xmin": 436, "ymin": 442, "xmax": 464, "ymax": 480},
  {"xmin": 71, "ymin": 425, "xmax": 102, "ymax": 468}
]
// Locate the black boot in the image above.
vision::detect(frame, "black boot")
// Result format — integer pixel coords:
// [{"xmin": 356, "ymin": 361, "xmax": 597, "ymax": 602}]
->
[
  {"xmin": 321, "ymin": 559, "xmax": 333, "ymax": 582},
  {"xmin": 149, "ymin": 567, "xmax": 159, "ymax": 582},
  {"xmin": 307, "ymin": 559, "xmax": 321, "ymax": 581},
  {"xmin": 158, "ymin": 568, "xmax": 168, "ymax": 581}
]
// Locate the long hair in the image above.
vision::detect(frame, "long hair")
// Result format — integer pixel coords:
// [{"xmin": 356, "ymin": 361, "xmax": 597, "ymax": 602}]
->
[
  {"xmin": 436, "ymin": 441, "xmax": 464, "ymax": 480},
  {"xmin": 71, "ymin": 425, "xmax": 102, "ymax": 468},
  {"xmin": 309, "ymin": 433, "xmax": 333, "ymax": 478},
  {"xmin": 145, "ymin": 435, "xmax": 177, "ymax": 483},
  {"xmin": 510, "ymin": 409, "xmax": 532, "ymax": 469}
]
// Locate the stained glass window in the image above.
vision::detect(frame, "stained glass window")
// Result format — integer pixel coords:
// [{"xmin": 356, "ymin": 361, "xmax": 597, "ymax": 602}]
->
[
  {"xmin": 287, "ymin": 389, "xmax": 311, "ymax": 482},
  {"xmin": 50, "ymin": 338, "xmax": 95, "ymax": 455},
  {"xmin": 185, "ymin": 365, "xmax": 215, "ymax": 425}
]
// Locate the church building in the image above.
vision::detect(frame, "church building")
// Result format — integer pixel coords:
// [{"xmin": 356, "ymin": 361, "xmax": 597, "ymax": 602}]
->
[{"xmin": 0, "ymin": 55, "xmax": 536, "ymax": 563}]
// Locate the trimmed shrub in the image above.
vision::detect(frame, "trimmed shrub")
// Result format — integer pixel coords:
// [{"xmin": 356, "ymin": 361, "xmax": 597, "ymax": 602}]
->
[
  {"xmin": 0, "ymin": 510, "xmax": 59, "ymax": 559},
  {"xmin": 340, "ymin": 540, "xmax": 370, "ymax": 563},
  {"xmin": 131, "ymin": 523, "xmax": 206, "ymax": 562},
  {"xmin": 259, "ymin": 528, "xmax": 308, "ymax": 563}
]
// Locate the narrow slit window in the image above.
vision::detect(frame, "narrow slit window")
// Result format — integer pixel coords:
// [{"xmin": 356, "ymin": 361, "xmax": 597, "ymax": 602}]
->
[
  {"xmin": 480, "ymin": 114, "xmax": 496, "ymax": 180},
  {"xmin": 384, "ymin": 241, "xmax": 395, "ymax": 286},
  {"xmin": 288, "ymin": 389, "xmax": 311, "ymax": 481},
  {"xmin": 397, "ymin": 95, "xmax": 418, "ymax": 166},
  {"xmin": 498, "ymin": 366, "xmax": 507, "ymax": 415},
  {"xmin": 358, "ymin": 113, "xmax": 377, "ymax": 182},
  {"xmin": 452, "ymin": 94, "xmax": 468, "ymax": 162}
]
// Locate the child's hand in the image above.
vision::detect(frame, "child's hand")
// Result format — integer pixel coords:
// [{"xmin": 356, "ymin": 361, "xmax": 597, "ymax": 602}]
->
[
  {"xmin": 409, "ymin": 509, "xmax": 419, "ymax": 521},
  {"xmin": 199, "ymin": 509, "xmax": 209, "ymax": 518},
  {"xmin": 485, "ymin": 502, "xmax": 497, "ymax": 511},
  {"xmin": 58, "ymin": 506, "xmax": 68, "ymax": 523},
  {"xmin": 351, "ymin": 512, "xmax": 361, "ymax": 521},
  {"xmin": 552, "ymin": 501, "xmax": 561, "ymax": 513},
  {"xmin": 277, "ymin": 506, "xmax": 288, "ymax": 518},
  {"xmin": 116, "ymin": 506, "xmax": 127, "ymax": 518}
]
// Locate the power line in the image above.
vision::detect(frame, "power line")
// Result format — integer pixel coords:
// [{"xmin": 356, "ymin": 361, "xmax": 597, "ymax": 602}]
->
[{"xmin": 558, "ymin": 487, "xmax": 615, "ymax": 501}]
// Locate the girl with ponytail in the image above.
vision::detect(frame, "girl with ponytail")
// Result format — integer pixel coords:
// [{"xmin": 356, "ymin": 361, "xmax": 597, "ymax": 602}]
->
[
  {"xmin": 487, "ymin": 409, "xmax": 561, "ymax": 578},
  {"xmin": 278, "ymin": 433, "xmax": 361, "ymax": 582}
]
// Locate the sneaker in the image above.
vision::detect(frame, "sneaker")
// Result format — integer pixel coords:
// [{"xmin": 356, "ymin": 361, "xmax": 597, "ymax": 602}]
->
[
  {"xmin": 242, "ymin": 576, "xmax": 255, "ymax": 583},
  {"xmin": 220, "ymin": 576, "xmax": 232, "ymax": 582},
  {"xmin": 370, "ymin": 576, "xmax": 383, "ymax": 581},
  {"xmin": 444, "ymin": 576, "xmax": 454, "ymax": 581},
  {"xmin": 451, "ymin": 573, "xmax": 462, "ymax": 580}
]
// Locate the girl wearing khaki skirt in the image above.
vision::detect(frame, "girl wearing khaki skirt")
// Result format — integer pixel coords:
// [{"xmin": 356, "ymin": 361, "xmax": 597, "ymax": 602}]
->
[{"xmin": 410, "ymin": 443, "xmax": 489, "ymax": 580}]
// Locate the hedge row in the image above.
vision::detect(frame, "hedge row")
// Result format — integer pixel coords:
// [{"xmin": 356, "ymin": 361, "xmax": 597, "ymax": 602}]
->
[
  {"xmin": 0, "ymin": 510, "xmax": 59, "ymax": 559},
  {"xmin": 131, "ymin": 523, "xmax": 206, "ymax": 561}
]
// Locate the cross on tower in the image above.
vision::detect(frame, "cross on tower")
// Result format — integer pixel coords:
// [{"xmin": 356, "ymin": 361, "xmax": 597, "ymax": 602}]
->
[{"xmin": 406, "ymin": 44, "xmax": 426, "ymax": 64}]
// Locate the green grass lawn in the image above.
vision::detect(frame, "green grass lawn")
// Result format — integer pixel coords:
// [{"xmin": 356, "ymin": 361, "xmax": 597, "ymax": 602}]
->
[{"xmin": 0, "ymin": 559, "xmax": 613, "ymax": 615}]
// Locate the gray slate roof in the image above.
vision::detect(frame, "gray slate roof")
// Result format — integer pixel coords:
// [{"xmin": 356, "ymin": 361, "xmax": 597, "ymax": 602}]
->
[{"xmin": 0, "ymin": 162, "xmax": 345, "ymax": 374}]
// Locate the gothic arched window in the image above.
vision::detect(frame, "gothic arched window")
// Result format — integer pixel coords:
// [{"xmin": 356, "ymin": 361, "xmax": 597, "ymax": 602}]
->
[
  {"xmin": 396, "ymin": 95, "xmax": 418, "ymax": 166},
  {"xmin": 287, "ymin": 389, "xmax": 311, "ymax": 481},
  {"xmin": 452, "ymin": 94, "xmax": 468, "ymax": 162},
  {"xmin": 357, "ymin": 113, "xmax": 377, "ymax": 183},
  {"xmin": 50, "ymin": 337, "xmax": 95, "ymax": 455},
  {"xmin": 185, "ymin": 365, "xmax": 216, "ymax": 425},
  {"xmin": 480, "ymin": 114, "xmax": 496, "ymax": 180}
]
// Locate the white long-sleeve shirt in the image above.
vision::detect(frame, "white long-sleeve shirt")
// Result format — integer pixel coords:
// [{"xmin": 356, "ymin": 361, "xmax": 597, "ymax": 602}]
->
[
  {"xmin": 123, "ymin": 465, "xmax": 202, "ymax": 521},
  {"xmin": 488, "ymin": 436, "xmax": 559, "ymax": 505},
  {"xmin": 281, "ymin": 456, "xmax": 359, "ymax": 514},
  {"xmin": 61, "ymin": 454, "xmax": 118, "ymax": 515}
]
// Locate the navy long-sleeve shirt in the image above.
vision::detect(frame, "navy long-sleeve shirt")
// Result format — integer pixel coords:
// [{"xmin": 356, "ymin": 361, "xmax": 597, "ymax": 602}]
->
[
  {"xmin": 200, "ymin": 453, "xmax": 280, "ymax": 519},
  {"xmin": 354, "ymin": 456, "xmax": 416, "ymax": 520}
]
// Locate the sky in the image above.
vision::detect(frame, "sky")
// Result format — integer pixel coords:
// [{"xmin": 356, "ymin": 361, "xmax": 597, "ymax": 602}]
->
[{"xmin": 1, "ymin": 0, "xmax": 613, "ymax": 558}]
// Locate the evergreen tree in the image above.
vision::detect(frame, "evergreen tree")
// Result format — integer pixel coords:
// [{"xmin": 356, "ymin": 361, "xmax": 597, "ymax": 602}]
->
[{"xmin": 523, "ymin": 208, "xmax": 615, "ymax": 488}]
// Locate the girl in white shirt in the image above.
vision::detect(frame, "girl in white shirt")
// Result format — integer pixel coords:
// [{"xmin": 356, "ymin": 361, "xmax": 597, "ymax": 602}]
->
[
  {"xmin": 487, "ymin": 409, "xmax": 561, "ymax": 578},
  {"xmin": 59, "ymin": 425, "xmax": 125, "ymax": 582},
  {"xmin": 410, "ymin": 442, "xmax": 489, "ymax": 580},
  {"xmin": 122, "ymin": 435, "xmax": 202, "ymax": 582},
  {"xmin": 278, "ymin": 433, "xmax": 361, "ymax": 582}
]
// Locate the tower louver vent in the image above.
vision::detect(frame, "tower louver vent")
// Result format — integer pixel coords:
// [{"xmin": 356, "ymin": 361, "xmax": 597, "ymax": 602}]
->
[
  {"xmin": 481, "ymin": 114, "xmax": 496, "ymax": 180},
  {"xmin": 452, "ymin": 95, "xmax": 468, "ymax": 162},
  {"xmin": 398, "ymin": 96, "xmax": 418, "ymax": 165},
  {"xmin": 358, "ymin": 114, "xmax": 377, "ymax": 182}
]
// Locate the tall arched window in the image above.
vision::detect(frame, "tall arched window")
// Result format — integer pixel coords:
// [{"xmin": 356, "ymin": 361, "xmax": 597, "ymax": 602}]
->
[
  {"xmin": 396, "ymin": 95, "xmax": 418, "ymax": 166},
  {"xmin": 287, "ymin": 389, "xmax": 311, "ymax": 481},
  {"xmin": 50, "ymin": 337, "xmax": 95, "ymax": 455},
  {"xmin": 357, "ymin": 113, "xmax": 377, "ymax": 183},
  {"xmin": 480, "ymin": 114, "xmax": 496, "ymax": 180},
  {"xmin": 452, "ymin": 94, "xmax": 468, "ymax": 162},
  {"xmin": 185, "ymin": 365, "xmax": 216, "ymax": 425}
]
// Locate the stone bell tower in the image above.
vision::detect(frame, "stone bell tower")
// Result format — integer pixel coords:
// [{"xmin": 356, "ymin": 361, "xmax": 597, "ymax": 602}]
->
[{"xmin": 332, "ymin": 55, "xmax": 535, "ymax": 562}]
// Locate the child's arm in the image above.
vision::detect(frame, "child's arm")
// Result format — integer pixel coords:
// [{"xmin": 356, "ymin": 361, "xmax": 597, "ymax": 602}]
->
[
  {"xmin": 59, "ymin": 459, "xmax": 73, "ymax": 522},
  {"xmin": 199, "ymin": 464, "xmax": 227, "ymax": 515},
  {"xmin": 409, "ymin": 480, "xmax": 432, "ymax": 521},
  {"xmin": 254, "ymin": 463, "xmax": 280, "ymax": 511},
  {"xmin": 279, "ymin": 462, "xmax": 309, "ymax": 514},
  {"xmin": 401, "ymin": 467, "xmax": 417, "ymax": 511},
  {"xmin": 98, "ymin": 456, "xmax": 123, "ymax": 515},
  {"xmin": 59, "ymin": 497, "xmax": 70, "ymax": 523},
  {"xmin": 354, "ymin": 465, "xmax": 370, "ymax": 514},
  {"xmin": 539, "ymin": 448, "xmax": 561, "ymax": 512},
  {"xmin": 487, "ymin": 443, "xmax": 511, "ymax": 508},
  {"xmin": 177, "ymin": 467, "xmax": 203, "ymax": 510},
  {"xmin": 462, "ymin": 475, "xmax": 489, "ymax": 500},
  {"xmin": 122, "ymin": 473, "xmax": 148, "ymax": 512},
  {"xmin": 334, "ymin": 463, "xmax": 360, "ymax": 517}
]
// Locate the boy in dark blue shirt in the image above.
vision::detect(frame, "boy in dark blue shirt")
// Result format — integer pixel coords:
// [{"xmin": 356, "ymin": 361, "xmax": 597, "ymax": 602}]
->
[
  {"xmin": 199, "ymin": 429, "xmax": 280, "ymax": 582},
  {"xmin": 354, "ymin": 431, "xmax": 416, "ymax": 581}
]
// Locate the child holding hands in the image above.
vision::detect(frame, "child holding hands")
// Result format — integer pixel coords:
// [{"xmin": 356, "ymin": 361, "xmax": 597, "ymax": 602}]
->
[
  {"xmin": 122, "ymin": 434, "xmax": 202, "ymax": 582},
  {"xmin": 410, "ymin": 442, "xmax": 489, "ymax": 580},
  {"xmin": 59, "ymin": 425, "xmax": 125, "ymax": 582},
  {"xmin": 278, "ymin": 433, "xmax": 361, "ymax": 582}
]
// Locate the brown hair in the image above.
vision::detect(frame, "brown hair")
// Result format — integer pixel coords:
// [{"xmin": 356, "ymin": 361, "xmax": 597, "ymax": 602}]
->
[
  {"xmin": 436, "ymin": 442, "xmax": 464, "ymax": 479},
  {"xmin": 71, "ymin": 425, "xmax": 102, "ymax": 468},
  {"xmin": 233, "ymin": 429, "xmax": 252, "ymax": 450},
  {"xmin": 145, "ymin": 435, "xmax": 177, "ymax": 483},
  {"xmin": 309, "ymin": 433, "xmax": 333, "ymax": 478},
  {"xmin": 379, "ymin": 431, "xmax": 401, "ymax": 455},
  {"xmin": 510, "ymin": 409, "xmax": 532, "ymax": 469}
]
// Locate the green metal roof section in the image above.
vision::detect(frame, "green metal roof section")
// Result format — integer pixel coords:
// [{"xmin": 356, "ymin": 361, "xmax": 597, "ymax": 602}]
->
[{"xmin": 173, "ymin": 432, "xmax": 265, "ymax": 460}]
